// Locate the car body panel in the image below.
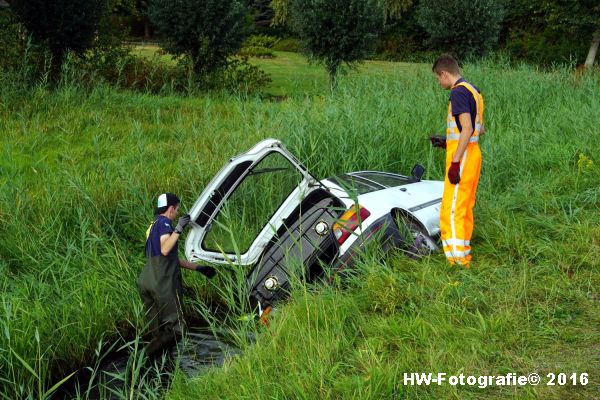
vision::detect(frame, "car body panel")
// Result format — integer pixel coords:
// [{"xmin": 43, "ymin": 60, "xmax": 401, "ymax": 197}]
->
[{"xmin": 319, "ymin": 177, "xmax": 443, "ymax": 254}]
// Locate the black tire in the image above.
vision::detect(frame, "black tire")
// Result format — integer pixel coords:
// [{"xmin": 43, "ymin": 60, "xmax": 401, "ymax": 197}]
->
[{"xmin": 393, "ymin": 215, "xmax": 439, "ymax": 259}]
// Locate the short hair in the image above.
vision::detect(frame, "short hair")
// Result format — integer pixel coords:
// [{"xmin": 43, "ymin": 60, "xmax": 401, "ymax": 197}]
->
[{"xmin": 432, "ymin": 54, "xmax": 460, "ymax": 75}]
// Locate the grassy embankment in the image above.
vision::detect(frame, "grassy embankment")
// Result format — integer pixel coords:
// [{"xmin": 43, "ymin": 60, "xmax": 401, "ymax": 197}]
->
[{"xmin": 0, "ymin": 50, "xmax": 599, "ymax": 399}]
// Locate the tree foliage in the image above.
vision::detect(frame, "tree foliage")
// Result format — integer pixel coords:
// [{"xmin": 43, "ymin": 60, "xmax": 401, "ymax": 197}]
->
[
  {"xmin": 273, "ymin": 0, "xmax": 411, "ymax": 26},
  {"xmin": 503, "ymin": 0, "xmax": 600, "ymax": 65},
  {"xmin": 416, "ymin": 0, "xmax": 505, "ymax": 60},
  {"xmin": 271, "ymin": 0, "xmax": 290, "ymax": 27},
  {"xmin": 9, "ymin": 0, "xmax": 108, "ymax": 77},
  {"xmin": 148, "ymin": 0, "xmax": 250, "ymax": 75},
  {"xmin": 251, "ymin": 0, "xmax": 275, "ymax": 29},
  {"xmin": 288, "ymin": 0, "xmax": 384, "ymax": 88},
  {"xmin": 383, "ymin": 0, "xmax": 413, "ymax": 23}
]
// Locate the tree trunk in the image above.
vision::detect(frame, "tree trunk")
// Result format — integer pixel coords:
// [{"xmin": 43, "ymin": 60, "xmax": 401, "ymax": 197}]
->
[
  {"xmin": 329, "ymin": 70, "xmax": 337, "ymax": 91},
  {"xmin": 49, "ymin": 47, "xmax": 65, "ymax": 84},
  {"xmin": 584, "ymin": 30, "xmax": 600, "ymax": 68},
  {"xmin": 326, "ymin": 62, "xmax": 339, "ymax": 91},
  {"xmin": 144, "ymin": 19, "xmax": 150, "ymax": 40}
]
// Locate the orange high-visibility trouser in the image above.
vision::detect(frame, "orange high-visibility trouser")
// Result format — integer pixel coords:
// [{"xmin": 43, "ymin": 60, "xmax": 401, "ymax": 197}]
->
[
  {"xmin": 441, "ymin": 142, "xmax": 481, "ymax": 265},
  {"xmin": 440, "ymin": 81, "xmax": 484, "ymax": 266}
]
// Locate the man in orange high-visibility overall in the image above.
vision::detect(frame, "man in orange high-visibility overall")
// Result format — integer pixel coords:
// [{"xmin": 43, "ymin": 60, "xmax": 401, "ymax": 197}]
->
[{"xmin": 431, "ymin": 55, "xmax": 485, "ymax": 267}]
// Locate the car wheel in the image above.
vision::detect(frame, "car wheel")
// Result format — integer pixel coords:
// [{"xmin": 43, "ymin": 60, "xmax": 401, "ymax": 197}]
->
[{"xmin": 394, "ymin": 215, "xmax": 439, "ymax": 259}]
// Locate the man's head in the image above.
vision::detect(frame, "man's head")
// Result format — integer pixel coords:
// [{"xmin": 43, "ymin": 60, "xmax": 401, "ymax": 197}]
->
[
  {"xmin": 155, "ymin": 192, "xmax": 180, "ymax": 220},
  {"xmin": 432, "ymin": 54, "xmax": 461, "ymax": 90}
]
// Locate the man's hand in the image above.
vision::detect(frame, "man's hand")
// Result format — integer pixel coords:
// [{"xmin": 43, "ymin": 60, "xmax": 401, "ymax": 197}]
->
[
  {"xmin": 175, "ymin": 214, "xmax": 191, "ymax": 233},
  {"xmin": 448, "ymin": 162, "xmax": 461, "ymax": 184},
  {"xmin": 196, "ymin": 266, "xmax": 217, "ymax": 279},
  {"xmin": 430, "ymin": 135, "xmax": 446, "ymax": 149}
]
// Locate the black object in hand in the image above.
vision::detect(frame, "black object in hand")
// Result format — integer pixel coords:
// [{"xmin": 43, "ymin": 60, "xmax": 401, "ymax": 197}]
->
[{"xmin": 429, "ymin": 135, "xmax": 446, "ymax": 149}]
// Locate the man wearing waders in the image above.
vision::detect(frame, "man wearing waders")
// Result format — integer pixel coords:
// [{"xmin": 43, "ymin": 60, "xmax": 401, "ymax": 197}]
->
[
  {"xmin": 138, "ymin": 193, "xmax": 216, "ymax": 356},
  {"xmin": 430, "ymin": 55, "xmax": 485, "ymax": 267}
]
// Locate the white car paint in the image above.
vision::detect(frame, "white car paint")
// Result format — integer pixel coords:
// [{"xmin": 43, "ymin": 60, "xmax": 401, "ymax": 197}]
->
[{"xmin": 319, "ymin": 178, "xmax": 443, "ymax": 254}]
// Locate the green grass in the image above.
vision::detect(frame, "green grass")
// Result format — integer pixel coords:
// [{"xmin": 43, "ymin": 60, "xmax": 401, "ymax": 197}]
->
[
  {"xmin": 0, "ymin": 52, "xmax": 599, "ymax": 399},
  {"xmin": 130, "ymin": 44, "xmax": 422, "ymax": 96}
]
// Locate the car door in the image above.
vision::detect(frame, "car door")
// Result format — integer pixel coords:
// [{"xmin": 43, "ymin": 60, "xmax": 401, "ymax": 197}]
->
[{"xmin": 185, "ymin": 139, "xmax": 321, "ymax": 266}]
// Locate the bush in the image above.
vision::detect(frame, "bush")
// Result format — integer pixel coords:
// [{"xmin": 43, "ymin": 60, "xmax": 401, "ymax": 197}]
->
[
  {"xmin": 416, "ymin": 0, "xmax": 505, "ymax": 60},
  {"xmin": 240, "ymin": 35, "xmax": 279, "ymax": 58},
  {"xmin": 214, "ymin": 57, "xmax": 272, "ymax": 94},
  {"xmin": 244, "ymin": 34, "xmax": 280, "ymax": 49},
  {"xmin": 272, "ymin": 37, "xmax": 300, "ymax": 52},
  {"xmin": 68, "ymin": 50, "xmax": 271, "ymax": 95}
]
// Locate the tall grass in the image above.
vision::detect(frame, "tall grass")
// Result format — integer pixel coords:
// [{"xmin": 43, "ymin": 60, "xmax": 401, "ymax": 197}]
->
[{"xmin": 1, "ymin": 56, "xmax": 599, "ymax": 398}]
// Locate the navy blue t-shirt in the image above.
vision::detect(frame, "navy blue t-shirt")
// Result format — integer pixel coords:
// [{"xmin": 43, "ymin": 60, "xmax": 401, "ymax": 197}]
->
[
  {"xmin": 146, "ymin": 215, "xmax": 177, "ymax": 257},
  {"xmin": 449, "ymin": 78, "xmax": 480, "ymax": 133}
]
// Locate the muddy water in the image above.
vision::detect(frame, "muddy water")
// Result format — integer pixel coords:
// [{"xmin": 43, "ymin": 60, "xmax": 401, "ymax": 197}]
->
[
  {"xmin": 62, "ymin": 327, "xmax": 243, "ymax": 399},
  {"xmin": 175, "ymin": 329, "xmax": 242, "ymax": 376}
]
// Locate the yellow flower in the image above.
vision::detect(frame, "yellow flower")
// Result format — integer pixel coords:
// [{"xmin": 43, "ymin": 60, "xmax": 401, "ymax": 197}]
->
[{"xmin": 577, "ymin": 153, "xmax": 594, "ymax": 173}]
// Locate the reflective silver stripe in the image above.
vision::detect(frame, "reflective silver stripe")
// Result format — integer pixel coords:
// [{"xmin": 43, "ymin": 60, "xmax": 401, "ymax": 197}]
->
[
  {"xmin": 444, "ymin": 250, "xmax": 471, "ymax": 258},
  {"xmin": 447, "ymin": 122, "xmax": 481, "ymax": 132},
  {"xmin": 445, "ymin": 251, "xmax": 466, "ymax": 258},
  {"xmin": 443, "ymin": 239, "xmax": 470, "ymax": 247},
  {"xmin": 449, "ymin": 156, "xmax": 461, "ymax": 260},
  {"xmin": 446, "ymin": 134, "xmax": 479, "ymax": 142}
]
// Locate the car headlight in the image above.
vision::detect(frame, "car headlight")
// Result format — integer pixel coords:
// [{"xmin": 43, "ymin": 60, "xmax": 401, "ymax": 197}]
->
[{"xmin": 264, "ymin": 276, "xmax": 279, "ymax": 291}]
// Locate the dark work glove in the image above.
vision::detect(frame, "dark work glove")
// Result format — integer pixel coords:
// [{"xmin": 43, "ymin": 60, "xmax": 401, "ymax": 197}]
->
[
  {"xmin": 448, "ymin": 162, "xmax": 461, "ymax": 184},
  {"xmin": 175, "ymin": 214, "xmax": 191, "ymax": 233},
  {"xmin": 429, "ymin": 135, "xmax": 446, "ymax": 149},
  {"xmin": 196, "ymin": 266, "xmax": 217, "ymax": 279}
]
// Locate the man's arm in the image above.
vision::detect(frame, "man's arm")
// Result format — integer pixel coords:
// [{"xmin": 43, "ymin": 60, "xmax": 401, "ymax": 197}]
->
[
  {"xmin": 452, "ymin": 113, "xmax": 474, "ymax": 163},
  {"xmin": 179, "ymin": 259, "xmax": 198, "ymax": 270},
  {"xmin": 159, "ymin": 232, "xmax": 180, "ymax": 256},
  {"xmin": 160, "ymin": 234, "xmax": 201, "ymax": 270}
]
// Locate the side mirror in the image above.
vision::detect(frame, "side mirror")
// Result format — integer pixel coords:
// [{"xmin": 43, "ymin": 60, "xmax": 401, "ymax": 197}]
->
[{"xmin": 411, "ymin": 164, "xmax": 425, "ymax": 182}]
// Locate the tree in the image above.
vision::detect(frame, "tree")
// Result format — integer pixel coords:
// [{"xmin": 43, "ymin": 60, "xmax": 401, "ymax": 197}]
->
[
  {"xmin": 252, "ymin": 0, "xmax": 275, "ymax": 30},
  {"xmin": 9, "ymin": 0, "xmax": 108, "ymax": 79},
  {"xmin": 383, "ymin": 0, "xmax": 413, "ymax": 23},
  {"xmin": 148, "ymin": 0, "xmax": 250, "ymax": 75},
  {"xmin": 585, "ymin": 31, "xmax": 599, "ymax": 68},
  {"xmin": 287, "ymin": 0, "xmax": 384, "ymax": 88},
  {"xmin": 502, "ymin": 0, "xmax": 599, "ymax": 66},
  {"xmin": 416, "ymin": 0, "xmax": 505, "ymax": 59},
  {"xmin": 273, "ymin": 0, "xmax": 411, "ymax": 26},
  {"xmin": 538, "ymin": 0, "xmax": 600, "ymax": 67}
]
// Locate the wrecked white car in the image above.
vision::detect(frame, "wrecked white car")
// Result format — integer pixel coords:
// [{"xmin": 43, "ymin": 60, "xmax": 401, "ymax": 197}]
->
[{"xmin": 186, "ymin": 139, "xmax": 443, "ymax": 313}]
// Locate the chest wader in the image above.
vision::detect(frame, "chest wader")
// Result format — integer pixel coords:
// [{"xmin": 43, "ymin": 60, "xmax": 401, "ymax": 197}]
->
[
  {"xmin": 440, "ymin": 81, "xmax": 484, "ymax": 267},
  {"xmin": 138, "ymin": 224, "xmax": 185, "ymax": 355}
]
